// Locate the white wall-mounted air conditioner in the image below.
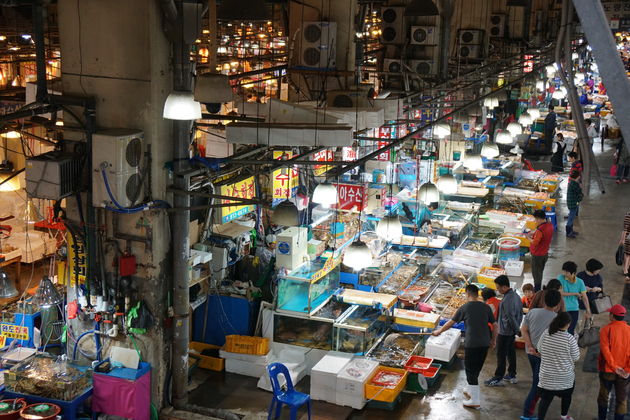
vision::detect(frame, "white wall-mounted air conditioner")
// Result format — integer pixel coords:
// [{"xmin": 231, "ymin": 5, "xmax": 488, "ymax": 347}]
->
[
  {"xmin": 408, "ymin": 60, "xmax": 436, "ymax": 75},
  {"xmin": 92, "ymin": 129, "xmax": 145, "ymax": 208},
  {"xmin": 459, "ymin": 29, "xmax": 484, "ymax": 45},
  {"xmin": 383, "ymin": 59, "xmax": 402, "ymax": 73},
  {"xmin": 489, "ymin": 14, "xmax": 506, "ymax": 37},
  {"xmin": 299, "ymin": 21, "xmax": 337, "ymax": 69},
  {"xmin": 380, "ymin": 7, "xmax": 405, "ymax": 44},
  {"xmin": 459, "ymin": 45, "xmax": 483, "ymax": 59},
  {"xmin": 410, "ymin": 26, "xmax": 437, "ymax": 45}
]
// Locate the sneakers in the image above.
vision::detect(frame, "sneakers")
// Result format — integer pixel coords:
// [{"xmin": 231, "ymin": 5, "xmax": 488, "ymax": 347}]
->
[
  {"xmin": 616, "ymin": 179, "xmax": 622, "ymax": 185},
  {"xmin": 503, "ymin": 374, "xmax": 518, "ymax": 384},
  {"xmin": 560, "ymin": 416, "xmax": 574, "ymax": 420},
  {"xmin": 566, "ymin": 232, "xmax": 578, "ymax": 238},
  {"xmin": 519, "ymin": 417, "xmax": 538, "ymax": 420},
  {"xmin": 484, "ymin": 377, "xmax": 504, "ymax": 387}
]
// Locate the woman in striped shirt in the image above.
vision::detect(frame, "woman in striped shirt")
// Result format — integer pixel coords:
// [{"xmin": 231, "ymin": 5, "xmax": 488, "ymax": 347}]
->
[
  {"xmin": 536, "ymin": 312, "xmax": 580, "ymax": 420},
  {"xmin": 621, "ymin": 211, "xmax": 630, "ymax": 282}
]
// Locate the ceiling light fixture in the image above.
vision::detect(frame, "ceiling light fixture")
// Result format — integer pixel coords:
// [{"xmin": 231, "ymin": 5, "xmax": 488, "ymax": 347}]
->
[
  {"xmin": 518, "ymin": 112, "xmax": 533, "ymax": 125},
  {"xmin": 312, "ymin": 182, "xmax": 338, "ymax": 208},
  {"xmin": 343, "ymin": 240, "xmax": 373, "ymax": 270},
  {"xmin": 481, "ymin": 143, "xmax": 500, "ymax": 158},
  {"xmin": 507, "ymin": 122, "xmax": 523, "ymax": 136},
  {"xmin": 376, "ymin": 215, "xmax": 403, "ymax": 242},
  {"xmin": 417, "ymin": 182, "xmax": 440, "ymax": 204},
  {"xmin": 437, "ymin": 174, "xmax": 458, "ymax": 195},
  {"xmin": 271, "ymin": 200, "xmax": 299, "ymax": 226},
  {"xmin": 163, "ymin": 91, "xmax": 201, "ymax": 120}
]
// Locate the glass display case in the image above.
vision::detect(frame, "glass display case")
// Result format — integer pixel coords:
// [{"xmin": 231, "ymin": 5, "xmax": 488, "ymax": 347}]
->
[
  {"xmin": 274, "ymin": 312, "xmax": 334, "ymax": 350},
  {"xmin": 333, "ymin": 305, "xmax": 388, "ymax": 355},
  {"xmin": 276, "ymin": 258, "xmax": 340, "ymax": 315},
  {"xmin": 377, "ymin": 262, "xmax": 419, "ymax": 295}
]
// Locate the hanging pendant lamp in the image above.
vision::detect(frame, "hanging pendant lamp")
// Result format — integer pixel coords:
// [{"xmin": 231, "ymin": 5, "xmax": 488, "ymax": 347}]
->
[
  {"xmin": 33, "ymin": 276, "xmax": 62, "ymax": 308},
  {"xmin": 463, "ymin": 154, "xmax": 483, "ymax": 171},
  {"xmin": 433, "ymin": 123, "xmax": 451, "ymax": 138},
  {"xmin": 418, "ymin": 182, "xmax": 440, "ymax": 204},
  {"xmin": 535, "ymin": 80, "xmax": 545, "ymax": 92},
  {"xmin": 163, "ymin": 91, "xmax": 202, "ymax": 120},
  {"xmin": 495, "ymin": 130, "xmax": 514, "ymax": 145},
  {"xmin": 527, "ymin": 108, "xmax": 541, "ymax": 119},
  {"xmin": 518, "ymin": 112, "xmax": 532, "ymax": 125},
  {"xmin": 272, "ymin": 200, "xmax": 299, "ymax": 226},
  {"xmin": 0, "ymin": 270, "xmax": 17, "ymax": 298},
  {"xmin": 481, "ymin": 143, "xmax": 500, "ymax": 158},
  {"xmin": 437, "ymin": 174, "xmax": 458, "ymax": 194},
  {"xmin": 376, "ymin": 215, "xmax": 403, "ymax": 241},
  {"xmin": 507, "ymin": 122, "xmax": 523, "ymax": 136},
  {"xmin": 343, "ymin": 240, "xmax": 373, "ymax": 270},
  {"xmin": 312, "ymin": 182, "xmax": 337, "ymax": 208}
]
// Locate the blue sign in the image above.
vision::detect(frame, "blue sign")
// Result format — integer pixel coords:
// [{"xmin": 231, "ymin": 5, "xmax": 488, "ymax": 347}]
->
[{"xmin": 277, "ymin": 241, "xmax": 290, "ymax": 255}]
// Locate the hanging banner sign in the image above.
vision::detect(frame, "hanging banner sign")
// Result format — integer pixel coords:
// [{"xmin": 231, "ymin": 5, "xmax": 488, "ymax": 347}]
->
[
  {"xmin": 313, "ymin": 149, "xmax": 334, "ymax": 176},
  {"xmin": 218, "ymin": 176, "xmax": 256, "ymax": 223},
  {"xmin": 67, "ymin": 233, "xmax": 87, "ymax": 286},
  {"xmin": 377, "ymin": 140, "xmax": 391, "ymax": 161},
  {"xmin": 334, "ymin": 183, "xmax": 367, "ymax": 211},
  {"xmin": 272, "ymin": 151, "xmax": 299, "ymax": 206},
  {"xmin": 342, "ymin": 147, "xmax": 357, "ymax": 161},
  {"xmin": 1, "ymin": 324, "xmax": 29, "ymax": 340}
]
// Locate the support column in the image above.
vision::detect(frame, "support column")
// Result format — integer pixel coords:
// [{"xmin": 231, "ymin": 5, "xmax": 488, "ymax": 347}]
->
[
  {"xmin": 572, "ymin": 0, "xmax": 630, "ymax": 152},
  {"xmin": 438, "ymin": 0, "xmax": 455, "ymax": 80}
]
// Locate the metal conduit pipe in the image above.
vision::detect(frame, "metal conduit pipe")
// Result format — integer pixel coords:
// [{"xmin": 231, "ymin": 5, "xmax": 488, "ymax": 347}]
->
[{"xmin": 32, "ymin": 0, "xmax": 47, "ymax": 103}]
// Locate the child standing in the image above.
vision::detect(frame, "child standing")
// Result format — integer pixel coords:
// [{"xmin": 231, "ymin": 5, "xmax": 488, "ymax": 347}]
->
[
  {"xmin": 521, "ymin": 283, "xmax": 535, "ymax": 310},
  {"xmin": 482, "ymin": 287, "xmax": 500, "ymax": 320},
  {"xmin": 566, "ymin": 170, "xmax": 583, "ymax": 238}
]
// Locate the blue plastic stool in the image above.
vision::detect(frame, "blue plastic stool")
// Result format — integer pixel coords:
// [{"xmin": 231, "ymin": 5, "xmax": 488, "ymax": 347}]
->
[
  {"xmin": 266, "ymin": 362, "xmax": 311, "ymax": 420},
  {"xmin": 546, "ymin": 211, "xmax": 557, "ymax": 231}
]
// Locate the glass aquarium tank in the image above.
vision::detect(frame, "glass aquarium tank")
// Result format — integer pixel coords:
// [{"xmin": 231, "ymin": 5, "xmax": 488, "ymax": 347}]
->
[
  {"xmin": 333, "ymin": 305, "xmax": 388, "ymax": 355},
  {"xmin": 276, "ymin": 258, "xmax": 340, "ymax": 315},
  {"xmin": 274, "ymin": 313, "xmax": 334, "ymax": 350}
]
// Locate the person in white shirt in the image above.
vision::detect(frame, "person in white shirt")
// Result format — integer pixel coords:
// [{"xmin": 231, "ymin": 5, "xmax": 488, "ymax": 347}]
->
[
  {"xmin": 585, "ymin": 118, "xmax": 598, "ymax": 147},
  {"xmin": 536, "ymin": 312, "xmax": 580, "ymax": 420}
]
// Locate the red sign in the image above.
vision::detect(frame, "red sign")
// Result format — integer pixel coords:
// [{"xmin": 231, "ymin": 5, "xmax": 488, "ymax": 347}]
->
[
  {"xmin": 523, "ymin": 54, "xmax": 534, "ymax": 73},
  {"xmin": 313, "ymin": 149, "xmax": 334, "ymax": 176},
  {"xmin": 342, "ymin": 147, "xmax": 357, "ymax": 161},
  {"xmin": 334, "ymin": 183, "xmax": 367, "ymax": 211},
  {"xmin": 377, "ymin": 140, "xmax": 391, "ymax": 161}
]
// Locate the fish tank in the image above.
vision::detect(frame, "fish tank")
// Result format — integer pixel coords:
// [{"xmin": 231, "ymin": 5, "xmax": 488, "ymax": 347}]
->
[
  {"xmin": 276, "ymin": 258, "xmax": 340, "ymax": 315},
  {"xmin": 333, "ymin": 305, "xmax": 388, "ymax": 355},
  {"xmin": 274, "ymin": 312, "xmax": 334, "ymax": 350}
]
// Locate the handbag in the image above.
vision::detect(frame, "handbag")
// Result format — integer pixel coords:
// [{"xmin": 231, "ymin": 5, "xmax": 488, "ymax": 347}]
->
[
  {"xmin": 610, "ymin": 164, "xmax": 618, "ymax": 177},
  {"xmin": 592, "ymin": 293, "xmax": 613, "ymax": 314},
  {"xmin": 578, "ymin": 318, "xmax": 600, "ymax": 348},
  {"xmin": 616, "ymin": 245, "xmax": 625, "ymax": 266}
]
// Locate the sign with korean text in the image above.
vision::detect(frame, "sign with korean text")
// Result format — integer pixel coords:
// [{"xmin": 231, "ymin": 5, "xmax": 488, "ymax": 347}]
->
[
  {"xmin": 67, "ymin": 233, "xmax": 87, "ymax": 285},
  {"xmin": 334, "ymin": 183, "xmax": 367, "ymax": 211},
  {"xmin": 313, "ymin": 149, "xmax": 334, "ymax": 176},
  {"xmin": 272, "ymin": 151, "xmax": 299, "ymax": 206},
  {"xmin": 311, "ymin": 254, "xmax": 343, "ymax": 282},
  {"xmin": 219, "ymin": 176, "xmax": 256, "ymax": 223},
  {"xmin": 342, "ymin": 147, "xmax": 357, "ymax": 161},
  {"xmin": 1, "ymin": 324, "xmax": 29, "ymax": 340},
  {"xmin": 377, "ymin": 140, "xmax": 391, "ymax": 161}
]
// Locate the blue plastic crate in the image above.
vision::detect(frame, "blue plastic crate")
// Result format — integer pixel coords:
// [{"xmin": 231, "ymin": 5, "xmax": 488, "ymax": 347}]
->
[{"xmin": 0, "ymin": 311, "xmax": 41, "ymax": 348}]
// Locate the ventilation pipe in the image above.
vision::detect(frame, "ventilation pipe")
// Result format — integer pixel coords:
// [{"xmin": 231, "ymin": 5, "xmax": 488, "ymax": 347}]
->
[{"xmin": 438, "ymin": 0, "xmax": 455, "ymax": 80}]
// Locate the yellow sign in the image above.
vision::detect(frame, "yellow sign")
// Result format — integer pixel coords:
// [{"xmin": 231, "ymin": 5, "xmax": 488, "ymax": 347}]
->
[
  {"xmin": 272, "ymin": 151, "xmax": 299, "ymax": 205},
  {"xmin": 311, "ymin": 254, "xmax": 342, "ymax": 283},
  {"xmin": 219, "ymin": 176, "xmax": 256, "ymax": 223},
  {"xmin": 0, "ymin": 335, "xmax": 6, "ymax": 347},
  {"xmin": 66, "ymin": 233, "xmax": 87, "ymax": 286},
  {"xmin": 313, "ymin": 149, "xmax": 334, "ymax": 176},
  {"xmin": 1, "ymin": 324, "xmax": 29, "ymax": 340}
]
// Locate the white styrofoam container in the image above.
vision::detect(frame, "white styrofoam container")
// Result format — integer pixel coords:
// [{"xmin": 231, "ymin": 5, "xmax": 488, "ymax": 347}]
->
[
  {"xmin": 336, "ymin": 357, "xmax": 380, "ymax": 398},
  {"xmin": 226, "ymin": 359, "xmax": 267, "ymax": 377},
  {"xmin": 257, "ymin": 363, "xmax": 306, "ymax": 392},
  {"xmin": 310, "ymin": 352, "xmax": 353, "ymax": 401},
  {"xmin": 505, "ymin": 259, "xmax": 524, "ymax": 277},
  {"xmin": 425, "ymin": 328, "xmax": 461, "ymax": 362},
  {"xmin": 311, "ymin": 384, "xmax": 337, "ymax": 403},
  {"xmin": 219, "ymin": 350, "xmax": 274, "ymax": 365},
  {"xmin": 336, "ymin": 393, "xmax": 367, "ymax": 410}
]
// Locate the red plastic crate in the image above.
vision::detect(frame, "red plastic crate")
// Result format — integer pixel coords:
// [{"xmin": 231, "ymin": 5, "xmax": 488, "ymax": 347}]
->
[{"xmin": 404, "ymin": 356, "xmax": 434, "ymax": 373}]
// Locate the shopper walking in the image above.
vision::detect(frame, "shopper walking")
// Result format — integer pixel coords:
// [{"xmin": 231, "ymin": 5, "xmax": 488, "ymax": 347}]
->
[
  {"xmin": 485, "ymin": 275, "xmax": 523, "ymax": 387},
  {"xmin": 520, "ymin": 289, "xmax": 563, "ymax": 420},
  {"xmin": 621, "ymin": 210, "xmax": 630, "ymax": 282},
  {"xmin": 433, "ymin": 284, "xmax": 497, "ymax": 408},
  {"xmin": 558, "ymin": 261, "xmax": 591, "ymax": 335},
  {"xmin": 530, "ymin": 278, "xmax": 566, "ymax": 312},
  {"xmin": 529, "ymin": 209, "xmax": 554, "ymax": 291},
  {"xmin": 566, "ymin": 170, "xmax": 583, "ymax": 238},
  {"xmin": 550, "ymin": 133, "xmax": 567, "ymax": 173},
  {"xmin": 567, "ymin": 152, "xmax": 583, "ymax": 176},
  {"xmin": 614, "ymin": 138, "xmax": 630, "ymax": 184},
  {"xmin": 536, "ymin": 312, "xmax": 580, "ymax": 420},
  {"xmin": 597, "ymin": 304, "xmax": 630, "ymax": 420},
  {"xmin": 544, "ymin": 106, "xmax": 557, "ymax": 153},
  {"xmin": 577, "ymin": 258, "xmax": 604, "ymax": 314}
]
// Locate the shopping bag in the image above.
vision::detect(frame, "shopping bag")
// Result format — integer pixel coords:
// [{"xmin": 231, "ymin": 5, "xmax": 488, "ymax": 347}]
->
[
  {"xmin": 616, "ymin": 245, "xmax": 625, "ymax": 266},
  {"xmin": 578, "ymin": 319, "xmax": 600, "ymax": 348},
  {"xmin": 592, "ymin": 294, "xmax": 613, "ymax": 314},
  {"xmin": 610, "ymin": 164, "xmax": 618, "ymax": 177}
]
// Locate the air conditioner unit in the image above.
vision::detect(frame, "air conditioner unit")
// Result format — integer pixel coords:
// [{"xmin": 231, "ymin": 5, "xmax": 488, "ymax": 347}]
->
[
  {"xmin": 408, "ymin": 60, "xmax": 436, "ymax": 75},
  {"xmin": 327, "ymin": 88, "xmax": 373, "ymax": 108},
  {"xmin": 300, "ymin": 21, "xmax": 337, "ymax": 69},
  {"xmin": 459, "ymin": 29, "xmax": 484, "ymax": 45},
  {"xmin": 383, "ymin": 59, "xmax": 402, "ymax": 73},
  {"xmin": 380, "ymin": 6, "xmax": 405, "ymax": 44},
  {"xmin": 489, "ymin": 14, "xmax": 506, "ymax": 37},
  {"xmin": 92, "ymin": 129, "xmax": 145, "ymax": 208},
  {"xmin": 26, "ymin": 152, "xmax": 83, "ymax": 200},
  {"xmin": 410, "ymin": 26, "xmax": 437, "ymax": 45},
  {"xmin": 459, "ymin": 45, "xmax": 483, "ymax": 59}
]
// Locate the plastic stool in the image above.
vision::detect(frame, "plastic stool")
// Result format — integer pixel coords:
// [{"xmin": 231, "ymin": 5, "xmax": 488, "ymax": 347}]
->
[{"xmin": 546, "ymin": 211, "xmax": 557, "ymax": 231}]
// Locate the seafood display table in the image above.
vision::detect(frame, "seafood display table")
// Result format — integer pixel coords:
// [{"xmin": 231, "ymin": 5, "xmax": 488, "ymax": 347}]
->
[{"xmin": 1, "ymin": 387, "xmax": 93, "ymax": 420}]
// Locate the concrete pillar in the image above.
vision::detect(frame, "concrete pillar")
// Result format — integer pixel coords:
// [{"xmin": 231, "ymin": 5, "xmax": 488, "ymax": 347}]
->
[{"xmin": 58, "ymin": 0, "xmax": 172, "ymax": 408}]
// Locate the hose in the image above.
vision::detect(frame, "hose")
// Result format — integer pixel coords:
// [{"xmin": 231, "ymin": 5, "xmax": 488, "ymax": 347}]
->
[
  {"xmin": 100, "ymin": 168, "xmax": 171, "ymax": 212},
  {"xmin": 71, "ymin": 327, "xmax": 102, "ymax": 362}
]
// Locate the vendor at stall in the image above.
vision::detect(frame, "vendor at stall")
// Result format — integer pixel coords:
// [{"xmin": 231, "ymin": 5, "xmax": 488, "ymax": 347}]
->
[{"xmin": 401, "ymin": 202, "xmax": 438, "ymax": 235}]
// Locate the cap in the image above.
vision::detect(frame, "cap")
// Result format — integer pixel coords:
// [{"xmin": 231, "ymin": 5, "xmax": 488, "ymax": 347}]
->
[
  {"xmin": 265, "ymin": 234, "xmax": 277, "ymax": 244},
  {"xmin": 607, "ymin": 304, "xmax": 627, "ymax": 317}
]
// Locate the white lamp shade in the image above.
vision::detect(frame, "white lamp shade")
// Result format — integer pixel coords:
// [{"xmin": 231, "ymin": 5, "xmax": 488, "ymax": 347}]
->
[
  {"xmin": 163, "ymin": 91, "xmax": 202, "ymax": 120},
  {"xmin": 437, "ymin": 174, "xmax": 458, "ymax": 194},
  {"xmin": 433, "ymin": 123, "xmax": 451, "ymax": 138},
  {"xmin": 343, "ymin": 241, "xmax": 373, "ymax": 270},
  {"xmin": 418, "ymin": 182, "xmax": 440, "ymax": 204},
  {"xmin": 463, "ymin": 154, "xmax": 483, "ymax": 171},
  {"xmin": 312, "ymin": 183, "xmax": 337, "ymax": 208},
  {"xmin": 481, "ymin": 143, "xmax": 500, "ymax": 158},
  {"xmin": 546, "ymin": 64, "xmax": 557, "ymax": 75},
  {"xmin": 518, "ymin": 112, "xmax": 532, "ymax": 125},
  {"xmin": 376, "ymin": 215, "xmax": 403, "ymax": 241},
  {"xmin": 271, "ymin": 200, "xmax": 299, "ymax": 226},
  {"xmin": 1, "ymin": 131, "xmax": 20, "ymax": 139},
  {"xmin": 483, "ymin": 97, "xmax": 499, "ymax": 109},
  {"xmin": 536, "ymin": 80, "xmax": 545, "ymax": 91},
  {"xmin": 572, "ymin": 52, "xmax": 579, "ymax": 60},
  {"xmin": 552, "ymin": 90, "xmax": 565, "ymax": 99},
  {"xmin": 507, "ymin": 122, "xmax": 523, "ymax": 136},
  {"xmin": 527, "ymin": 108, "xmax": 541, "ymax": 119},
  {"xmin": 510, "ymin": 145, "xmax": 524, "ymax": 155},
  {"xmin": 495, "ymin": 130, "xmax": 514, "ymax": 145}
]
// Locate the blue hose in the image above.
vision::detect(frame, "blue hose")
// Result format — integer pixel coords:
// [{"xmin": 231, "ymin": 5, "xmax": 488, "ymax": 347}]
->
[
  {"xmin": 100, "ymin": 169, "xmax": 171, "ymax": 212},
  {"xmin": 72, "ymin": 329, "xmax": 102, "ymax": 361}
]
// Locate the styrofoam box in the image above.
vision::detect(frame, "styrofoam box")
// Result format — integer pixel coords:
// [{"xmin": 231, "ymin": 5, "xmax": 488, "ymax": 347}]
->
[
  {"xmin": 310, "ymin": 352, "xmax": 353, "ymax": 401},
  {"xmin": 336, "ymin": 393, "xmax": 367, "ymax": 410},
  {"xmin": 257, "ymin": 363, "xmax": 306, "ymax": 392},
  {"xmin": 219, "ymin": 350, "xmax": 274, "ymax": 365},
  {"xmin": 225, "ymin": 359, "xmax": 267, "ymax": 377},
  {"xmin": 425, "ymin": 328, "xmax": 461, "ymax": 362},
  {"xmin": 505, "ymin": 260, "xmax": 524, "ymax": 277},
  {"xmin": 336, "ymin": 357, "xmax": 380, "ymax": 398}
]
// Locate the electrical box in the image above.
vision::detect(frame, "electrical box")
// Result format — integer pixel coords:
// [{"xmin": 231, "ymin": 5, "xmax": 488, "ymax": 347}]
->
[
  {"xmin": 276, "ymin": 227, "xmax": 308, "ymax": 271},
  {"xmin": 92, "ymin": 129, "xmax": 144, "ymax": 209},
  {"xmin": 26, "ymin": 151, "xmax": 83, "ymax": 200},
  {"xmin": 210, "ymin": 245, "xmax": 229, "ymax": 282},
  {"xmin": 299, "ymin": 22, "xmax": 337, "ymax": 69}
]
